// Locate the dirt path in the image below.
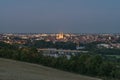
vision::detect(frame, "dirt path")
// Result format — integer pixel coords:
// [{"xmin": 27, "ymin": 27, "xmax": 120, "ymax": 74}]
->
[{"xmin": 0, "ymin": 58, "xmax": 101, "ymax": 80}]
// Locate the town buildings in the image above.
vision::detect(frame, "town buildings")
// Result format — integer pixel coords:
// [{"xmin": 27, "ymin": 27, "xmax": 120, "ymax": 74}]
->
[{"xmin": 0, "ymin": 33, "xmax": 120, "ymax": 49}]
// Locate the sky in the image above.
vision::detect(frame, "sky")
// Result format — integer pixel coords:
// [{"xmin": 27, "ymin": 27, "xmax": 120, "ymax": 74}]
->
[{"xmin": 0, "ymin": 0, "xmax": 120, "ymax": 33}]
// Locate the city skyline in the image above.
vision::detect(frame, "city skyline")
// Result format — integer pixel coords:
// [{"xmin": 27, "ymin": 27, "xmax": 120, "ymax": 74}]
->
[{"xmin": 0, "ymin": 0, "xmax": 120, "ymax": 33}]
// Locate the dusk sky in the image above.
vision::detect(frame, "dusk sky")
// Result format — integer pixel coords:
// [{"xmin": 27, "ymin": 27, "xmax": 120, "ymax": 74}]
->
[{"xmin": 0, "ymin": 0, "xmax": 120, "ymax": 33}]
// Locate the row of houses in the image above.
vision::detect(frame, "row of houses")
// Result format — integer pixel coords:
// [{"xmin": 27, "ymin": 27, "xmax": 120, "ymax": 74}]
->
[
  {"xmin": 37, "ymin": 48, "xmax": 88, "ymax": 59},
  {"xmin": 97, "ymin": 43, "xmax": 120, "ymax": 49}
]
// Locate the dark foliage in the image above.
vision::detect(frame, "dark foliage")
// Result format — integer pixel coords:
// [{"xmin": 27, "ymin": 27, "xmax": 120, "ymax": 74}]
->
[{"xmin": 0, "ymin": 42, "xmax": 120, "ymax": 80}]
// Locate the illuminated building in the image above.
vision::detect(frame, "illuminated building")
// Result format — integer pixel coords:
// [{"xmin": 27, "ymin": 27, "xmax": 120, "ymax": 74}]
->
[{"xmin": 56, "ymin": 32, "xmax": 64, "ymax": 39}]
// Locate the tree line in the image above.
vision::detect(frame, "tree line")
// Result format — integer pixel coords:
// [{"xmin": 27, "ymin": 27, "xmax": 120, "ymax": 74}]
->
[{"xmin": 25, "ymin": 40, "xmax": 77, "ymax": 50}]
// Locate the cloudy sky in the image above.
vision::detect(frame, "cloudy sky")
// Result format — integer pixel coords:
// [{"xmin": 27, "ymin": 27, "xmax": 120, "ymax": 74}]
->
[{"xmin": 0, "ymin": 0, "xmax": 120, "ymax": 33}]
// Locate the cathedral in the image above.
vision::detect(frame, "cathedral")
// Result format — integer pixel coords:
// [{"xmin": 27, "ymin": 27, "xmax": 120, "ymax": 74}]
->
[{"xmin": 56, "ymin": 32, "xmax": 64, "ymax": 39}]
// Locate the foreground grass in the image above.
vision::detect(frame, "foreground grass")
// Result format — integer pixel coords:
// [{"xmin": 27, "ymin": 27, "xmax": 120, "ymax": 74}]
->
[{"xmin": 0, "ymin": 58, "xmax": 101, "ymax": 80}]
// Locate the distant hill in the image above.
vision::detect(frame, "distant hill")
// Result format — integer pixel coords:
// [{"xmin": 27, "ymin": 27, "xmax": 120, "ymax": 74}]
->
[{"xmin": 0, "ymin": 58, "xmax": 101, "ymax": 80}]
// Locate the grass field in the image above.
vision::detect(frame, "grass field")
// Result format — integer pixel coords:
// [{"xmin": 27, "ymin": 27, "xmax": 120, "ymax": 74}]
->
[{"xmin": 0, "ymin": 58, "xmax": 102, "ymax": 80}]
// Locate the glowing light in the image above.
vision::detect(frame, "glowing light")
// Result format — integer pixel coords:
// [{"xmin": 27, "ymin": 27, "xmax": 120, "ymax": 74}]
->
[{"xmin": 56, "ymin": 32, "xmax": 64, "ymax": 39}]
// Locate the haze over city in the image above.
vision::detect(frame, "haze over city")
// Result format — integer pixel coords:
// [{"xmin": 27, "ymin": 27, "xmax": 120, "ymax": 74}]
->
[{"xmin": 0, "ymin": 0, "xmax": 120, "ymax": 33}]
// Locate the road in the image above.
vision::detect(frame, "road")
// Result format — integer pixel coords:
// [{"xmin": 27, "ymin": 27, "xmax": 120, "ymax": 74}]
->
[{"xmin": 37, "ymin": 48, "xmax": 88, "ymax": 53}]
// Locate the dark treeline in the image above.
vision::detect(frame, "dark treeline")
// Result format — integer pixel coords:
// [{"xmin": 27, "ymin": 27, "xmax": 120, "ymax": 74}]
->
[
  {"xmin": 0, "ymin": 42, "xmax": 120, "ymax": 80},
  {"xmin": 95, "ymin": 48, "xmax": 120, "ymax": 55},
  {"xmin": 26, "ymin": 40, "xmax": 120, "ymax": 55},
  {"xmin": 25, "ymin": 40, "xmax": 77, "ymax": 50}
]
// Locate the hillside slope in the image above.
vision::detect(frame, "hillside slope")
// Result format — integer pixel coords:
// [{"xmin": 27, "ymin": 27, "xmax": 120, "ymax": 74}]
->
[{"xmin": 0, "ymin": 58, "xmax": 101, "ymax": 80}]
